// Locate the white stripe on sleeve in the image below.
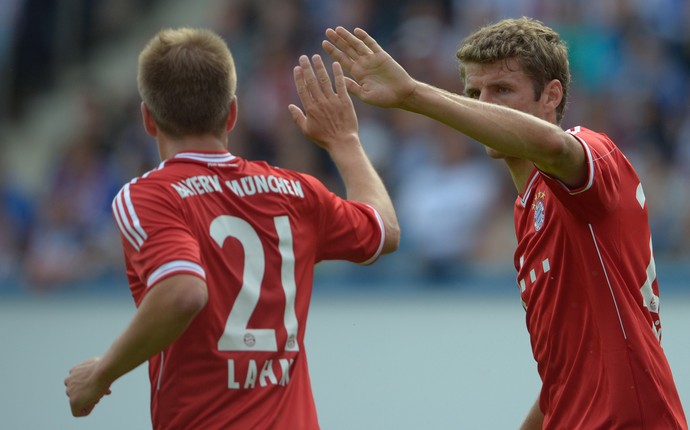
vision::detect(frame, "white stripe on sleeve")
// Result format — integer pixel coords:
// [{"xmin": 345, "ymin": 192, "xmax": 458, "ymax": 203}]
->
[
  {"xmin": 112, "ymin": 186, "xmax": 144, "ymax": 251},
  {"xmin": 147, "ymin": 260, "xmax": 206, "ymax": 288},
  {"xmin": 359, "ymin": 205, "xmax": 386, "ymax": 265},
  {"xmin": 123, "ymin": 184, "xmax": 148, "ymax": 242}
]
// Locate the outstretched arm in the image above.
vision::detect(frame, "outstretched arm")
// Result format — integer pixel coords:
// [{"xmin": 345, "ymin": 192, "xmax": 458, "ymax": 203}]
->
[
  {"xmin": 65, "ymin": 275, "xmax": 207, "ymax": 417},
  {"xmin": 323, "ymin": 27, "xmax": 585, "ymax": 188},
  {"xmin": 289, "ymin": 54, "xmax": 399, "ymax": 254}
]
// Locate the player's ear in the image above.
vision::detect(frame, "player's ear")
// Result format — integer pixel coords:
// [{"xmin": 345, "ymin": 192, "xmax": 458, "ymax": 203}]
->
[
  {"xmin": 226, "ymin": 96, "xmax": 238, "ymax": 132},
  {"xmin": 543, "ymin": 79, "xmax": 563, "ymax": 113},
  {"xmin": 141, "ymin": 102, "xmax": 158, "ymax": 137}
]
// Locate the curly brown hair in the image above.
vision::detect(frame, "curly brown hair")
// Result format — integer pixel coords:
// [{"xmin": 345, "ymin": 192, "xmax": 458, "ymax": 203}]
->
[{"xmin": 456, "ymin": 17, "xmax": 570, "ymax": 124}]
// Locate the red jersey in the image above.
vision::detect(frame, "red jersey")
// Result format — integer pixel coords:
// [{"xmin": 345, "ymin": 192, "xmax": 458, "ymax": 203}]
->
[
  {"xmin": 514, "ymin": 127, "xmax": 687, "ymax": 429},
  {"xmin": 111, "ymin": 151, "xmax": 385, "ymax": 430}
]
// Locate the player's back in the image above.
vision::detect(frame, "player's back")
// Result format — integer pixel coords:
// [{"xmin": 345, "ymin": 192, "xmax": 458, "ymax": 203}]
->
[{"xmin": 114, "ymin": 150, "xmax": 385, "ymax": 429}]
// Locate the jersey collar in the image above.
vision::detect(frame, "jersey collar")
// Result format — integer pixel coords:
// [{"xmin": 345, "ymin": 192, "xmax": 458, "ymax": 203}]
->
[{"xmin": 172, "ymin": 150, "xmax": 237, "ymax": 164}]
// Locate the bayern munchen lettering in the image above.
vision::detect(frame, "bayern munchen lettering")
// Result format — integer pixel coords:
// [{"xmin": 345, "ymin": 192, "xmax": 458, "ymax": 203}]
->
[
  {"xmin": 225, "ymin": 175, "xmax": 304, "ymax": 198},
  {"xmin": 171, "ymin": 175, "xmax": 223, "ymax": 198},
  {"xmin": 170, "ymin": 174, "xmax": 304, "ymax": 199},
  {"xmin": 227, "ymin": 358, "xmax": 295, "ymax": 389}
]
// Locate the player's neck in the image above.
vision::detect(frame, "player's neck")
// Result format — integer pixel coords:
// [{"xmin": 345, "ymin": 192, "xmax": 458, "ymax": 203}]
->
[
  {"xmin": 157, "ymin": 133, "xmax": 229, "ymax": 160},
  {"xmin": 504, "ymin": 158, "xmax": 536, "ymax": 193}
]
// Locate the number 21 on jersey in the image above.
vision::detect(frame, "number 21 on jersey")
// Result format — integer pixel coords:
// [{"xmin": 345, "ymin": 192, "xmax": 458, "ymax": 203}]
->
[{"xmin": 210, "ymin": 215, "xmax": 299, "ymax": 353}]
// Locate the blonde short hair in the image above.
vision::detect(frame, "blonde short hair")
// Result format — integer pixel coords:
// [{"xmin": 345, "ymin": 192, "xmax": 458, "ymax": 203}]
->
[{"xmin": 137, "ymin": 28, "xmax": 237, "ymax": 137}]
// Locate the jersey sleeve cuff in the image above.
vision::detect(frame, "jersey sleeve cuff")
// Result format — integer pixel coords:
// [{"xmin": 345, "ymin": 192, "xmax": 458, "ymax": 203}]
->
[
  {"xmin": 539, "ymin": 132, "xmax": 595, "ymax": 195},
  {"xmin": 358, "ymin": 205, "xmax": 386, "ymax": 266},
  {"xmin": 146, "ymin": 260, "xmax": 207, "ymax": 289}
]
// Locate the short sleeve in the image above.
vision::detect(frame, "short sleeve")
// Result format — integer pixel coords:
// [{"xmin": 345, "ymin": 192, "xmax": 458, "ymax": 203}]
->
[
  {"xmin": 302, "ymin": 175, "xmax": 385, "ymax": 265},
  {"xmin": 540, "ymin": 127, "xmax": 621, "ymax": 220},
  {"xmin": 112, "ymin": 180, "xmax": 206, "ymax": 292}
]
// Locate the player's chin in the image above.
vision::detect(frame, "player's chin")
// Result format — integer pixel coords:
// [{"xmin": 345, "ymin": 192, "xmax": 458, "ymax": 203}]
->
[{"xmin": 485, "ymin": 147, "xmax": 508, "ymax": 159}]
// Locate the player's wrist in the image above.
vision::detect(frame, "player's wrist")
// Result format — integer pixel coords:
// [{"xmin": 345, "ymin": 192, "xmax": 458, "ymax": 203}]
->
[
  {"xmin": 397, "ymin": 78, "xmax": 422, "ymax": 111},
  {"xmin": 90, "ymin": 357, "xmax": 116, "ymax": 391},
  {"xmin": 323, "ymin": 133, "xmax": 362, "ymax": 154}
]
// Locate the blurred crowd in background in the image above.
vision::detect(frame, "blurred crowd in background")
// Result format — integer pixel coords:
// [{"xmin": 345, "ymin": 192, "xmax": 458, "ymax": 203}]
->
[{"xmin": 1, "ymin": 0, "xmax": 690, "ymax": 294}]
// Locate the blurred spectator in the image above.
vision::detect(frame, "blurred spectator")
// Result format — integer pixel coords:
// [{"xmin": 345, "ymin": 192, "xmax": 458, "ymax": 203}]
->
[
  {"xmin": 0, "ymin": 0, "xmax": 25, "ymax": 119},
  {"xmin": 395, "ymin": 124, "xmax": 503, "ymax": 282},
  {"xmin": 22, "ymin": 191, "xmax": 106, "ymax": 290},
  {"xmin": 4, "ymin": 0, "xmax": 162, "ymax": 120},
  {"xmin": 0, "ymin": 161, "xmax": 34, "ymax": 286},
  {"xmin": 106, "ymin": 94, "xmax": 160, "ymax": 181},
  {"xmin": 3, "ymin": 0, "xmax": 690, "ymax": 292},
  {"xmin": 5, "ymin": 0, "xmax": 58, "ymax": 120},
  {"xmin": 22, "ymin": 96, "xmax": 122, "ymax": 291}
]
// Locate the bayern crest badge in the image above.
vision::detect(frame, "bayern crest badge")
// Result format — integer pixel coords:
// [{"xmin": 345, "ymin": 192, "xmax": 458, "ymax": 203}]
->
[{"xmin": 533, "ymin": 192, "xmax": 546, "ymax": 232}]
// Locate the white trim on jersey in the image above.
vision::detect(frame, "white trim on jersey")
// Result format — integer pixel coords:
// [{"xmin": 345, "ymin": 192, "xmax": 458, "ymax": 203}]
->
[
  {"xmin": 174, "ymin": 152, "xmax": 237, "ymax": 164},
  {"xmin": 359, "ymin": 205, "xmax": 386, "ymax": 266},
  {"xmin": 157, "ymin": 351, "xmax": 165, "ymax": 391},
  {"xmin": 519, "ymin": 172, "xmax": 541, "ymax": 208},
  {"xmin": 147, "ymin": 260, "xmax": 206, "ymax": 288},
  {"xmin": 564, "ymin": 127, "xmax": 596, "ymax": 195},
  {"xmin": 523, "ymin": 127, "xmax": 599, "ymax": 201},
  {"xmin": 111, "ymin": 161, "xmax": 168, "ymax": 251},
  {"xmin": 112, "ymin": 183, "xmax": 148, "ymax": 251},
  {"xmin": 588, "ymin": 224, "xmax": 628, "ymax": 340}
]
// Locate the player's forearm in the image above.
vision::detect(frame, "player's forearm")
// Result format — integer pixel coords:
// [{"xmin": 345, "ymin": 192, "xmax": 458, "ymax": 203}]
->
[
  {"xmin": 328, "ymin": 135, "xmax": 400, "ymax": 253},
  {"xmin": 93, "ymin": 275, "xmax": 208, "ymax": 388},
  {"xmin": 401, "ymin": 82, "xmax": 568, "ymax": 163},
  {"xmin": 520, "ymin": 396, "xmax": 545, "ymax": 430}
]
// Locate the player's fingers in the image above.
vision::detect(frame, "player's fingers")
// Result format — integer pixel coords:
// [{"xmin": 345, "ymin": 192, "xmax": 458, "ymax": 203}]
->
[
  {"xmin": 322, "ymin": 40, "xmax": 354, "ymax": 72},
  {"xmin": 334, "ymin": 26, "xmax": 374, "ymax": 56},
  {"xmin": 325, "ymin": 28, "xmax": 356, "ymax": 60},
  {"xmin": 312, "ymin": 55, "xmax": 334, "ymax": 97},
  {"xmin": 298, "ymin": 55, "xmax": 322, "ymax": 99},
  {"xmin": 77, "ymin": 404, "xmax": 94, "ymax": 417},
  {"xmin": 326, "ymin": 27, "xmax": 367, "ymax": 60},
  {"xmin": 292, "ymin": 64, "xmax": 311, "ymax": 104},
  {"xmin": 353, "ymin": 28, "xmax": 383, "ymax": 53},
  {"xmin": 70, "ymin": 401, "xmax": 83, "ymax": 417},
  {"xmin": 332, "ymin": 62, "xmax": 347, "ymax": 98}
]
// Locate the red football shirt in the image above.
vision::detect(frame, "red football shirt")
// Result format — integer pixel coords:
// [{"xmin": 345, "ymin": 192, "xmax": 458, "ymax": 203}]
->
[
  {"xmin": 112, "ymin": 151, "xmax": 385, "ymax": 430},
  {"xmin": 514, "ymin": 127, "xmax": 687, "ymax": 429}
]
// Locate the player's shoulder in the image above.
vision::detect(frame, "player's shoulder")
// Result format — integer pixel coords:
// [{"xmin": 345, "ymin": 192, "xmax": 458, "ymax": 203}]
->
[
  {"xmin": 242, "ymin": 159, "xmax": 324, "ymax": 190},
  {"xmin": 113, "ymin": 160, "xmax": 176, "ymax": 203},
  {"xmin": 244, "ymin": 159, "xmax": 303, "ymax": 177},
  {"xmin": 566, "ymin": 126, "xmax": 616, "ymax": 148},
  {"xmin": 121, "ymin": 160, "xmax": 161, "ymax": 184}
]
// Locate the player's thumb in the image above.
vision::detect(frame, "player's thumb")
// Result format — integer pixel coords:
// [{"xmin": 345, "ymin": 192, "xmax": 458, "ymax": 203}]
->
[
  {"xmin": 343, "ymin": 77, "xmax": 363, "ymax": 100},
  {"xmin": 288, "ymin": 104, "xmax": 306, "ymax": 130}
]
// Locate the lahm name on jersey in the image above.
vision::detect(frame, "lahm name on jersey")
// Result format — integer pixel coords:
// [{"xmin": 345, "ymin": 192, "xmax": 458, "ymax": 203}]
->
[
  {"xmin": 171, "ymin": 174, "xmax": 304, "ymax": 199},
  {"xmin": 227, "ymin": 358, "xmax": 295, "ymax": 390}
]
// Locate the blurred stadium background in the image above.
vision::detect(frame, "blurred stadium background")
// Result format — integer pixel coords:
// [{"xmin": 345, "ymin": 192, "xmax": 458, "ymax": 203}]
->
[{"xmin": 0, "ymin": 0, "xmax": 688, "ymax": 428}]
